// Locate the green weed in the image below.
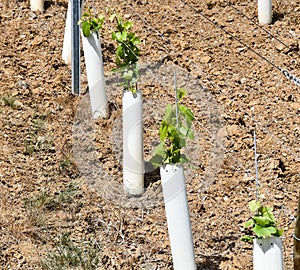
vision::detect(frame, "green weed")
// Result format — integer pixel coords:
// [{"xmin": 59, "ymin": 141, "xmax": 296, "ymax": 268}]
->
[
  {"xmin": 24, "ymin": 191, "xmax": 51, "ymax": 226},
  {"xmin": 2, "ymin": 96, "xmax": 16, "ymax": 108},
  {"xmin": 24, "ymin": 115, "xmax": 55, "ymax": 155},
  {"xmin": 24, "ymin": 182, "xmax": 81, "ymax": 226},
  {"xmin": 60, "ymin": 154, "xmax": 74, "ymax": 170},
  {"xmin": 25, "ymin": 182, "xmax": 80, "ymax": 211},
  {"xmin": 42, "ymin": 233, "xmax": 100, "ymax": 270}
]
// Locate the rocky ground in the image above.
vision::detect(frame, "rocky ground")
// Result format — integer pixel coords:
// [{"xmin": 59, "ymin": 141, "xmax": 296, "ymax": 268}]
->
[{"xmin": 0, "ymin": 0, "xmax": 300, "ymax": 269}]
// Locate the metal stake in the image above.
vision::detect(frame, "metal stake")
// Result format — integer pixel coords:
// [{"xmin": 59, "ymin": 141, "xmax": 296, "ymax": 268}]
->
[
  {"xmin": 253, "ymin": 131, "xmax": 260, "ymax": 200},
  {"xmin": 71, "ymin": 0, "xmax": 81, "ymax": 95}
]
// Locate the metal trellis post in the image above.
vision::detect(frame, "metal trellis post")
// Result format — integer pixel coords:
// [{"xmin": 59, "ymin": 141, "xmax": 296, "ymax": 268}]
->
[
  {"xmin": 71, "ymin": 0, "xmax": 81, "ymax": 95},
  {"xmin": 294, "ymin": 191, "xmax": 300, "ymax": 270}
]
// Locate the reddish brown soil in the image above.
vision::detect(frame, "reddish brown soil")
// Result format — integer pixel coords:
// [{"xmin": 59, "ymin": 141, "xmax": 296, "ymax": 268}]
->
[{"xmin": 1, "ymin": 0, "xmax": 300, "ymax": 269}]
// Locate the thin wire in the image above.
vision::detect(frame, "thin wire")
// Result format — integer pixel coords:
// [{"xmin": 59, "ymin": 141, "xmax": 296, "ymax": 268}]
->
[
  {"xmin": 187, "ymin": 58, "xmax": 300, "ymax": 162},
  {"xmin": 195, "ymin": 119, "xmax": 251, "ymax": 173},
  {"xmin": 126, "ymin": 5, "xmax": 171, "ymax": 45},
  {"xmin": 92, "ymin": 0, "xmax": 97, "ymax": 17},
  {"xmin": 174, "ymin": 70, "xmax": 179, "ymax": 128},
  {"xmin": 129, "ymin": 0, "xmax": 300, "ymax": 87},
  {"xmin": 226, "ymin": 0, "xmax": 300, "ymax": 58},
  {"xmin": 180, "ymin": 0, "xmax": 282, "ymax": 72},
  {"xmin": 123, "ymin": 0, "xmax": 298, "ymax": 219},
  {"xmin": 124, "ymin": 0, "xmax": 300, "ymax": 161},
  {"xmin": 293, "ymin": 233, "xmax": 300, "ymax": 241},
  {"xmin": 253, "ymin": 131, "xmax": 260, "ymax": 201}
]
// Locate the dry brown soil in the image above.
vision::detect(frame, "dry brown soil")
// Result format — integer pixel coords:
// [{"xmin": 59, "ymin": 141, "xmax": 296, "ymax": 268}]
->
[{"xmin": 1, "ymin": 0, "xmax": 300, "ymax": 269}]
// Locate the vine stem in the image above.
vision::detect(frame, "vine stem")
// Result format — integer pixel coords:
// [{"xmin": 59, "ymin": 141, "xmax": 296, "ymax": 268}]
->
[
  {"xmin": 174, "ymin": 70, "xmax": 179, "ymax": 129},
  {"xmin": 253, "ymin": 131, "xmax": 260, "ymax": 201}
]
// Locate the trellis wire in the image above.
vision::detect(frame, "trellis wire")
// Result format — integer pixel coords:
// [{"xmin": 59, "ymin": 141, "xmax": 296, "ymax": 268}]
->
[
  {"xmin": 185, "ymin": 54, "xmax": 300, "ymax": 160},
  {"xmin": 226, "ymin": 0, "xmax": 300, "ymax": 59},
  {"xmin": 124, "ymin": 0, "xmax": 300, "ymax": 199},
  {"xmin": 179, "ymin": 0, "xmax": 300, "ymax": 87},
  {"xmin": 127, "ymin": 0, "xmax": 300, "ymax": 88},
  {"xmin": 224, "ymin": 1, "xmax": 300, "ymax": 87},
  {"xmin": 190, "ymin": 60, "xmax": 298, "ymax": 222},
  {"xmin": 91, "ymin": 0, "xmax": 97, "ymax": 16},
  {"xmin": 253, "ymin": 131, "xmax": 260, "ymax": 201},
  {"xmin": 282, "ymin": 69, "xmax": 300, "ymax": 87},
  {"xmin": 116, "ymin": 0, "xmax": 299, "ymax": 223},
  {"xmin": 136, "ymin": 1, "xmax": 300, "ymax": 159},
  {"xmin": 194, "ymin": 101, "xmax": 297, "ymax": 222},
  {"xmin": 174, "ymin": 70, "xmax": 179, "ymax": 128}
]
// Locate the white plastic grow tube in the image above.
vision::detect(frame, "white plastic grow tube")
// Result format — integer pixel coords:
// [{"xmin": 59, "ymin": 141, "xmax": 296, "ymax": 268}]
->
[
  {"xmin": 253, "ymin": 236, "xmax": 283, "ymax": 270},
  {"xmin": 62, "ymin": 0, "xmax": 72, "ymax": 65},
  {"xmin": 81, "ymin": 31, "xmax": 108, "ymax": 119},
  {"xmin": 160, "ymin": 164, "xmax": 196, "ymax": 270},
  {"xmin": 258, "ymin": 0, "xmax": 272, "ymax": 24},
  {"xmin": 122, "ymin": 90, "xmax": 144, "ymax": 195},
  {"xmin": 30, "ymin": 0, "xmax": 44, "ymax": 12}
]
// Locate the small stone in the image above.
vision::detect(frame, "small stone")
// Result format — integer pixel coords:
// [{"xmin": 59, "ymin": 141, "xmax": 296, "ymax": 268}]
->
[
  {"xmin": 240, "ymin": 78, "xmax": 247, "ymax": 84},
  {"xmin": 275, "ymin": 43, "xmax": 285, "ymax": 51},
  {"xmin": 223, "ymin": 196, "xmax": 229, "ymax": 202},
  {"xmin": 200, "ymin": 56, "xmax": 212, "ymax": 64},
  {"xmin": 226, "ymin": 17, "xmax": 234, "ymax": 22},
  {"xmin": 18, "ymin": 80, "xmax": 29, "ymax": 89},
  {"xmin": 237, "ymin": 47, "xmax": 247, "ymax": 53}
]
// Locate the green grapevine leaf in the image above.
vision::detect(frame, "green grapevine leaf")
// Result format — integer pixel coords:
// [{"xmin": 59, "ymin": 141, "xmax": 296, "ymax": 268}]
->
[
  {"xmin": 179, "ymin": 154, "xmax": 189, "ymax": 164},
  {"xmin": 249, "ymin": 200, "xmax": 260, "ymax": 212},
  {"xmin": 276, "ymin": 229, "xmax": 284, "ymax": 237},
  {"xmin": 123, "ymin": 70, "xmax": 133, "ymax": 80},
  {"xmin": 159, "ymin": 122, "xmax": 169, "ymax": 141},
  {"xmin": 82, "ymin": 12, "xmax": 90, "ymax": 18},
  {"xmin": 149, "ymin": 154, "xmax": 164, "ymax": 169},
  {"xmin": 253, "ymin": 216, "xmax": 272, "ymax": 227},
  {"xmin": 123, "ymin": 21, "xmax": 132, "ymax": 30},
  {"xmin": 82, "ymin": 21, "xmax": 91, "ymax": 37},
  {"xmin": 150, "ymin": 89, "xmax": 194, "ymax": 167},
  {"xmin": 79, "ymin": 7, "xmax": 105, "ymax": 37},
  {"xmin": 262, "ymin": 206, "xmax": 275, "ymax": 221},
  {"xmin": 179, "ymin": 126, "xmax": 188, "ymax": 136},
  {"xmin": 244, "ymin": 219, "xmax": 254, "ymax": 228},
  {"xmin": 241, "ymin": 235, "xmax": 253, "ymax": 242},
  {"xmin": 187, "ymin": 130, "xmax": 194, "ymax": 140},
  {"xmin": 163, "ymin": 104, "xmax": 175, "ymax": 123},
  {"xmin": 242, "ymin": 200, "xmax": 284, "ymax": 241},
  {"xmin": 179, "ymin": 105, "xmax": 194, "ymax": 122},
  {"xmin": 177, "ymin": 88, "xmax": 186, "ymax": 100},
  {"xmin": 112, "ymin": 16, "xmax": 140, "ymax": 93},
  {"xmin": 253, "ymin": 225, "xmax": 277, "ymax": 238}
]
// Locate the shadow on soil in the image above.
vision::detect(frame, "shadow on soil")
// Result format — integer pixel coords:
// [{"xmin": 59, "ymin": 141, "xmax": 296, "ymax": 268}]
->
[
  {"xmin": 272, "ymin": 12, "xmax": 285, "ymax": 23},
  {"xmin": 197, "ymin": 255, "xmax": 225, "ymax": 270}
]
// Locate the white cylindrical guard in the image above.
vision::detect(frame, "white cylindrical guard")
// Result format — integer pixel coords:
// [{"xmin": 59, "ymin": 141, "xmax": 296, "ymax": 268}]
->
[
  {"xmin": 30, "ymin": 0, "xmax": 44, "ymax": 12},
  {"xmin": 122, "ymin": 90, "xmax": 144, "ymax": 195},
  {"xmin": 258, "ymin": 0, "xmax": 272, "ymax": 24},
  {"xmin": 81, "ymin": 31, "xmax": 108, "ymax": 119},
  {"xmin": 62, "ymin": 0, "xmax": 72, "ymax": 64},
  {"xmin": 160, "ymin": 164, "xmax": 196, "ymax": 270},
  {"xmin": 253, "ymin": 236, "xmax": 283, "ymax": 270}
]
